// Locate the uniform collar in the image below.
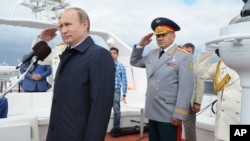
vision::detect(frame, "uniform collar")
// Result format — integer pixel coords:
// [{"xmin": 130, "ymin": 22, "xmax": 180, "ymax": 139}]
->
[{"xmin": 162, "ymin": 42, "xmax": 175, "ymax": 52}]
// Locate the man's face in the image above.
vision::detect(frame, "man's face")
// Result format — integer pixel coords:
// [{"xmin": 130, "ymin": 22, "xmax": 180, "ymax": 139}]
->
[
  {"xmin": 183, "ymin": 46, "xmax": 194, "ymax": 55},
  {"xmin": 110, "ymin": 50, "xmax": 118, "ymax": 61},
  {"xmin": 156, "ymin": 32, "xmax": 175, "ymax": 49},
  {"xmin": 59, "ymin": 9, "xmax": 88, "ymax": 46}
]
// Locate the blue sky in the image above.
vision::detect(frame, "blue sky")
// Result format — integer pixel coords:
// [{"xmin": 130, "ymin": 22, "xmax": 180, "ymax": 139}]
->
[
  {"xmin": 0, "ymin": 0, "xmax": 245, "ymax": 65},
  {"xmin": 183, "ymin": 0, "xmax": 196, "ymax": 6}
]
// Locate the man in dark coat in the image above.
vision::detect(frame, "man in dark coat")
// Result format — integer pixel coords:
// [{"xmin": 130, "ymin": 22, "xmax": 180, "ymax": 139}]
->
[
  {"xmin": 36, "ymin": 7, "xmax": 115, "ymax": 141},
  {"xmin": 0, "ymin": 97, "xmax": 8, "ymax": 118}
]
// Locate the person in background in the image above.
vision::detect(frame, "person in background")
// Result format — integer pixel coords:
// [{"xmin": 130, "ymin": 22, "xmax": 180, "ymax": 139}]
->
[
  {"xmin": 109, "ymin": 47, "xmax": 128, "ymax": 133},
  {"xmin": 36, "ymin": 7, "xmax": 115, "ymax": 141},
  {"xmin": 197, "ymin": 47, "xmax": 241, "ymax": 141},
  {"xmin": 182, "ymin": 43, "xmax": 204, "ymax": 141},
  {"xmin": 31, "ymin": 34, "xmax": 67, "ymax": 87},
  {"xmin": 0, "ymin": 97, "xmax": 8, "ymax": 118},
  {"xmin": 19, "ymin": 56, "xmax": 52, "ymax": 92},
  {"xmin": 130, "ymin": 17, "xmax": 194, "ymax": 141},
  {"xmin": 48, "ymin": 42, "xmax": 67, "ymax": 84}
]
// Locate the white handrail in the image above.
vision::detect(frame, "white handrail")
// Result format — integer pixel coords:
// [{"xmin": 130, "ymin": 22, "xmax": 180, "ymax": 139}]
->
[{"xmin": 205, "ymin": 33, "xmax": 250, "ymax": 49}]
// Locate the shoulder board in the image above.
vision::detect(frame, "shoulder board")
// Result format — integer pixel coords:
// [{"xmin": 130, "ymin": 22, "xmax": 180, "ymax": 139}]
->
[
  {"xmin": 176, "ymin": 47, "xmax": 190, "ymax": 54},
  {"xmin": 154, "ymin": 48, "xmax": 160, "ymax": 52},
  {"xmin": 56, "ymin": 42, "xmax": 66, "ymax": 46},
  {"xmin": 167, "ymin": 47, "xmax": 176, "ymax": 55},
  {"xmin": 54, "ymin": 43, "xmax": 67, "ymax": 52}
]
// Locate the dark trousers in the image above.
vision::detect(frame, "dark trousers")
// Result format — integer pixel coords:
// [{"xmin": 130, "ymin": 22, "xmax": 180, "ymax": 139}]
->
[
  {"xmin": 183, "ymin": 105, "xmax": 197, "ymax": 141},
  {"xmin": 149, "ymin": 119, "xmax": 177, "ymax": 141}
]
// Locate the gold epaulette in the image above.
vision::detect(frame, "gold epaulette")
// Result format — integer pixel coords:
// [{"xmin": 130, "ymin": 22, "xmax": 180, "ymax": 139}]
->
[
  {"xmin": 167, "ymin": 47, "xmax": 176, "ymax": 55},
  {"xmin": 154, "ymin": 48, "xmax": 160, "ymax": 52},
  {"xmin": 177, "ymin": 47, "xmax": 190, "ymax": 54},
  {"xmin": 56, "ymin": 42, "xmax": 66, "ymax": 46}
]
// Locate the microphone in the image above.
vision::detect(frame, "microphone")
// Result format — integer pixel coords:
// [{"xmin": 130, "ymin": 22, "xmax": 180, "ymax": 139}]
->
[
  {"xmin": 25, "ymin": 45, "xmax": 52, "ymax": 72},
  {"xmin": 15, "ymin": 41, "xmax": 48, "ymax": 69},
  {"xmin": 34, "ymin": 45, "xmax": 52, "ymax": 61}
]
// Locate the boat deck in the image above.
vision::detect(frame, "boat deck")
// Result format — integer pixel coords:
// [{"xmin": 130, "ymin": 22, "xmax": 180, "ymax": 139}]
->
[
  {"xmin": 105, "ymin": 132, "xmax": 149, "ymax": 141},
  {"xmin": 105, "ymin": 132, "xmax": 185, "ymax": 141}
]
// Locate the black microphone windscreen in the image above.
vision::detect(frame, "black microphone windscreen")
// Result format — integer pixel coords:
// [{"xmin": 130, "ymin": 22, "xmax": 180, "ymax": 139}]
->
[
  {"xmin": 32, "ymin": 41, "xmax": 48, "ymax": 51},
  {"xmin": 35, "ymin": 45, "xmax": 52, "ymax": 61}
]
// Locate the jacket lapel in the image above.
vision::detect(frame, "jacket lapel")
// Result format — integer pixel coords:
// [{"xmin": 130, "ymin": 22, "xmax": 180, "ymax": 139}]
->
[{"xmin": 148, "ymin": 45, "xmax": 177, "ymax": 77}]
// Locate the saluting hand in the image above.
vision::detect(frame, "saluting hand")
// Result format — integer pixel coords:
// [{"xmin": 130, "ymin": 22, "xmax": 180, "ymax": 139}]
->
[
  {"xmin": 138, "ymin": 33, "xmax": 154, "ymax": 46},
  {"xmin": 39, "ymin": 27, "xmax": 57, "ymax": 42}
]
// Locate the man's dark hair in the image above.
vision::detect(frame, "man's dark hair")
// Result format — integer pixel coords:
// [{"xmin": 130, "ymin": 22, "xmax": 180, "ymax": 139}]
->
[
  {"xmin": 110, "ymin": 47, "xmax": 119, "ymax": 54},
  {"xmin": 182, "ymin": 42, "xmax": 195, "ymax": 53},
  {"xmin": 215, "ymin": 49, "xmax": 220, "ymax": 57},
  {"xmin": 61, "ymin": 7, "xmax": 90, "ymax": 32}
]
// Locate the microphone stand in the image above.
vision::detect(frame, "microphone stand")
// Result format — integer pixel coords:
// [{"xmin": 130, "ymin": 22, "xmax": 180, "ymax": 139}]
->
[{"xmin": 0, "ymin": 58, "xmax": 37, "ymax": 99}]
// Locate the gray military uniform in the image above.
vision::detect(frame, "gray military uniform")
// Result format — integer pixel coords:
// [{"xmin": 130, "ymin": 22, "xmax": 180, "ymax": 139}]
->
[{"xmin": 130, "ymin": 45, "xmax": 194, "ymax": 123}]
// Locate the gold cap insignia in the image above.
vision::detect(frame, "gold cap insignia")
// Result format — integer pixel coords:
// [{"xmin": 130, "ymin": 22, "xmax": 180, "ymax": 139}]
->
[{"xmin": 155, "ymin": 19, "xmax": 161, "ymax": 23}]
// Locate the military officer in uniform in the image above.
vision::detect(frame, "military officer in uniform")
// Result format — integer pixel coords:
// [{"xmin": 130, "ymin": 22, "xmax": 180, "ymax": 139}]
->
[
  {"xmin": 130, "ymin": 17, "xmax": 194, "ymax": 141},
  {"xmin": 197, "ymin": 48, "xmax": 241, "ymax": 141}
]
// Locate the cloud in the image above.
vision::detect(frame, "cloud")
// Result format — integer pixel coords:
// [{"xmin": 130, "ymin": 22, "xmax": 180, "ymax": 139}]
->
[
  {"xmin": 0, "ymin": 0, "xmax": 245, "ymax": 65},
  {"xmin": 69, "ymin": 0, "xmax": 243, "ymax": 47}
]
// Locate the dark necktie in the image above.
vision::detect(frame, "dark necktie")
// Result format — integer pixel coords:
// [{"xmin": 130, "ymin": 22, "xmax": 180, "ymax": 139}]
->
[
  {"xmin": 66, "ymin": 46, "xmax": 71, "ymax": 51},
  {"xmin": 159, "ymin": 50, "xmax": 165, "ymax": 58}
]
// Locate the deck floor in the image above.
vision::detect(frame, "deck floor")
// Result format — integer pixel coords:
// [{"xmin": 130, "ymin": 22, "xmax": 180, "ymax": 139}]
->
[
  {"xmin": 105, "ymin": 132, "xmax": 149, "ymax": 141},
  {"xmin": 105, "ymin": 132, "xmax": 185, "ymax": 141}
]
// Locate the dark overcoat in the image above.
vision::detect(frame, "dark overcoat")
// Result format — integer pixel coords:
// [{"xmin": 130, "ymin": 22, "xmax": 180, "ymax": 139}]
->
[{"xmin": 46, "ymin": 36, "xmax": 115, "ymax": 141}]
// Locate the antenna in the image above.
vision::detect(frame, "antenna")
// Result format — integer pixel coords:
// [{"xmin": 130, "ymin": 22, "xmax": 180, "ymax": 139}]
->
[{"xmin": 9, "ymin": 0, "xmax": 70, "ymax": 22}]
